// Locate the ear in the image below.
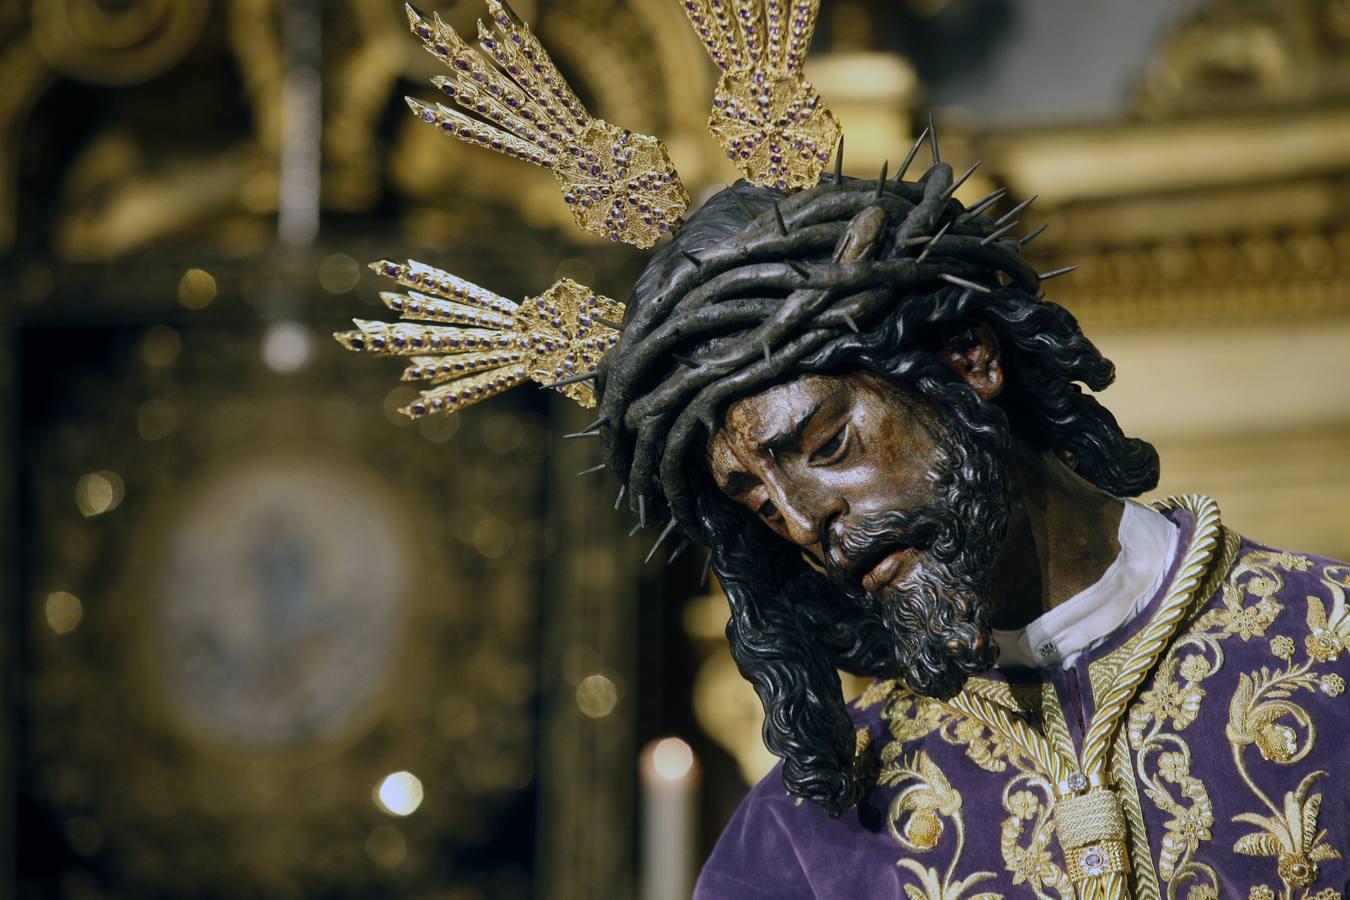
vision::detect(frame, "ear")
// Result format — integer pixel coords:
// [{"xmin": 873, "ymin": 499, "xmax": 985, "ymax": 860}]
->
[{"xmin": 937, "ymin": 321, "xmax": 1003, "ymax": 400}]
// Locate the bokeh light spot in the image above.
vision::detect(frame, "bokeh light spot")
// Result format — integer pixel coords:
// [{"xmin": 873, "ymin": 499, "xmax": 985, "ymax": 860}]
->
[
  {"xmin": 75, "ymin": 470, "xmax": 124, "ymax": 517},
  {"xmin": 45, "ymin": 592, "xmax": 83, "ymax": 635},
  {"xmin": 472, "ymin": 515, "xmax": 515, "ymax": 559},
  {"xmin": 575, "ymin": 673, "xmax": 618, "ymax": 718},
  {"xmin": 177, "ymin": 268, "xmax": 217, "ymax": 310},
  {"xmin": 261, "ymin": 321, "xmax": 315, "ymax": 373},
  {"xmin": 374, "ymin": 771, "xmax": 424, "ymax": 817},
  {"xmin": 364, "ymin": 824, "xmax": 407, "ymax": 868},
  {"xmin": 137, "ymin": 399, "xmax": 177, "ymax": 441},
  {"xmin": 651, "ymin": 737, "xmax": 694, "ymax": 780},
  {"xmin": 65, "ymin": 817, "xmax": 103, "ymax": 856},
  {"xmin": 418, "ymin": 413, "xmax": 460, "ymax": 443},
  {"xmin": 317, "ymin": 253, "xmax": 362, "ymax": 294},
  {"xmin": 140, "ymin": 325, "xmax": 181, "ymax": 366}
]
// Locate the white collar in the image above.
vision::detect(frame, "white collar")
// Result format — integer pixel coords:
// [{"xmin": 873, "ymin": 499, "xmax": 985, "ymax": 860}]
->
[{"xmin": 991, "ymin": 500, "xmax": 1180, "ymax": 669}]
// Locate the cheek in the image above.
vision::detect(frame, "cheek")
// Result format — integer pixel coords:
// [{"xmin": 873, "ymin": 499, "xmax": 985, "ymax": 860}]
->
[{"xmin": 828, "ymin": 433, "xmax": 935, "ymax": 509}]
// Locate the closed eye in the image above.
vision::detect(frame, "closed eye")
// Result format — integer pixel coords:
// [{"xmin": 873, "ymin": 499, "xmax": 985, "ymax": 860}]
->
[{"xmin": 809, "ymin": 424, "xmax": 848, "ymax": 466}]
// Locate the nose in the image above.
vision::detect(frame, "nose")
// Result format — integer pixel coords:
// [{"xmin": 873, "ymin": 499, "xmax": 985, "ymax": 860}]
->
[{"xmin": 764, "ymin": 478, "xmax": 843, "ymax": 550}]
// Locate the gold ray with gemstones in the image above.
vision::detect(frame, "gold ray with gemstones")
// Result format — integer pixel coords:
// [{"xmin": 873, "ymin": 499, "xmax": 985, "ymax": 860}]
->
[
  {"xmin": 680, "ymin": 0, "xmax": 841, "ymax": 191},
  {"xmin": 334, "ymin": 260, "xmax": 624, "ymax": 417},
  {"xmin": 403, "ymin": 1, "xmax": 688, "ymax": 249}
]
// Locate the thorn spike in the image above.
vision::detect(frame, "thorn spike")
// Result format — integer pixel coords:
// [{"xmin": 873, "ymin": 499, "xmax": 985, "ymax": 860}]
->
[
  {"xmin": 946, "ymin": 161, "xmax": 979, "ymax": 197},
  {"xmin": 563, "ymin": 430, "xmax": 603, "ymax": 440},
  {"xmin": 995, "ymin": 194, "xmax": 1038, "ymax": 227},
  {"xmin": 700, "ymin": 549, "xmax": 714, "ymax": 588},
  {"xmin": 962, "ymin": 187, "xmax": 1007, "ymax": 220},
  {"xmin": 614, "ymin": 484, "xmax": 626, "ymax": 510},
  {"xmin": 980, "ymin": 220, "xmax": 1019, "ymax": 245},
  {"xmin": 577, "ymin": 463, "xmax": 607, "ymax": 476},
  {"xmin": 639, "ymin": 494, "xmax": 647, "ymax": 529},
  {"xmin": 680, "ymin": 250, "xmax": 704, "ymax": 268},
  {"xmin": 1039, "ymin": 265, "xmax": 1079, "ymax": 282},
  {"xmin": 1018, "ymin": 223, "xmax": 1049, "ymax": 247},
  {"xmin": 593, "ymin": 315, "xmax": 624, "ymax": 330},
  {"xmin": 895, "ymin": 125, "xmax": 931, "ymax": 182},
  {"xmin": 940, "ymin": 272, "xmax": 991, "ymax": 294},
  {"xmin": 772, "ymin": 203, "xmax": 789, "ymax": 236},
  {"xmin": 842, "ymin": 313, "xmax": 860, "ymax": 333},
  {"xmin": 667, "ymin": 538, "xmax": 690, "ymax": 565},
  {"xmin": 762, "ymin": 342, "xmax": 771, "ymax": 365},
  {"xmin": 916, "ymin": 221, "xmax": 952, "ymax": 263},
  {"xmin": 927, "ymin": 113, "xmax": 940, "ymax": 164},
  {"xmin": 833, "ymin": 134, "xmax": 845, "ymax": 184},
  {"xmin": 644, "ymin": 518, "xmax": 677, "ymax": 564},
  {"xmin": 874, "ymin": 160, "xmax": 889, "ymax": 197}
]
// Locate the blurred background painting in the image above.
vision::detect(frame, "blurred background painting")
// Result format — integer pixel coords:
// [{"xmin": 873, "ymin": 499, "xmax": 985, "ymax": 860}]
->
[{"xmin": 2, "ymin": 0, "xmax": 1349, "ymax": 898}]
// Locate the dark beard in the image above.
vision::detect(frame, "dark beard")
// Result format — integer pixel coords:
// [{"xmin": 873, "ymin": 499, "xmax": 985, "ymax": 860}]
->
[{"xmin": 823, "ymin": 418, "xmax": 1009, "ymax": 700}]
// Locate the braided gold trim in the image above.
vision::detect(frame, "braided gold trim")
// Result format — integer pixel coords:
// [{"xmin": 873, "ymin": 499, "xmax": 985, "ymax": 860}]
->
[
  {"xmin": 1055, "ymin": 788, "xmax": 1128, "ymax": 848},
  {"xmin": 945, "ymin": 687, "xmax": 1071, "ymax": 782},
  {"xmin": 1111, "ymin": 728, "xmax": 1161, "ymax": 900},
  {"xmin": 1079, "ymin": 494, "xmax": 1223, "ymax": 775}
]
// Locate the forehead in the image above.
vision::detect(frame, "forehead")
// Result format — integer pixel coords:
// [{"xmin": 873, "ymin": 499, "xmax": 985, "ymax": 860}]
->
[{"xmin": 717, "ymin": 375, "xmax": 837, "ymax": 445}]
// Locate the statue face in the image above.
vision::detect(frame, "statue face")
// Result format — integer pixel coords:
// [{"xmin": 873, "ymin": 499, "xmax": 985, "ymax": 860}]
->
[
  {"xmin": 705, "ymin": 368, "xmax": 1008, "ymax": 698},
  {"xmin": 705, "ymin": 372, "xmax": 948, "ymax": 595}
]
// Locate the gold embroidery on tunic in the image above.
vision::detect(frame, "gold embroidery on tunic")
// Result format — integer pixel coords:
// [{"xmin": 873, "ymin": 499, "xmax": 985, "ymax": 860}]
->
[
  {"xmin": 879, "ymin": 750, "xmax": 1005, "ymax": 899},
  {"xmin": 1129, "ymin": 542, "xmax": 1350, "ymax": 900},
  {"xmin": 1000, "ymin": 774, "xmax": 1074, "ymax": 898}
]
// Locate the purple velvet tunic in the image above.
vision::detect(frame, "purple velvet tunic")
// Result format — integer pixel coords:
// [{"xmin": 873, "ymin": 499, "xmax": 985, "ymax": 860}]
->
[{"xmin": 697, "ymin": 507, "xmax": 1350, "ymax": 900}]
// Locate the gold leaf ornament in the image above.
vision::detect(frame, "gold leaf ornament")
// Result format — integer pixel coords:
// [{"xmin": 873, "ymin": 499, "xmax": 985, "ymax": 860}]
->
[
  {"xmin": 405, "ymin": 1, "xmax": 689, "ymax": 248},
  {"xmin": 681, "ymin": 0, "xmax": 842, "ymax": 191},
  {"xmin": 335, "ymin": 260, "xmax": 623, "ymax": 417}
]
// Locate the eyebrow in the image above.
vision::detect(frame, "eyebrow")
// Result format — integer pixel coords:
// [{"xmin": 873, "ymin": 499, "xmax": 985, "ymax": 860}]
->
[{"xmin": 756, "ymin": 400, "xmax": 822, "ymax": 454}]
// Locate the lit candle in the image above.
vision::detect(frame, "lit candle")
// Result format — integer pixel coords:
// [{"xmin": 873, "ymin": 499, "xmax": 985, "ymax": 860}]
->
[{"xmin": 640, "ymin": 737, "xmax": 701, "ymax": 900}]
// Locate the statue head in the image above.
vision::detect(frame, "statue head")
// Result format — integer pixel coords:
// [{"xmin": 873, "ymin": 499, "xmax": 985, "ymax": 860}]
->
[{"xmin": 596, "ymin": 171, "xmax": 1160, "ymax": 815}]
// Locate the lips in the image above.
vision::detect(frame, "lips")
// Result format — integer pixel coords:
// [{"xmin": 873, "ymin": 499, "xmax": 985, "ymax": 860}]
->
[{"xmin": 857, "ymin": 546, "xmax": 914, "ymax": 593}]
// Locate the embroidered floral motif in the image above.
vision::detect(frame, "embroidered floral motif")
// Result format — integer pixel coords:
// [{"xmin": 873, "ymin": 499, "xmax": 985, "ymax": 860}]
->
[
  {"xmin": 880, "ymin": 687, "xmax": 1032, "ymax": 775},
  {"xmin": 1304, "ymin": 567, "xmax": 1350, "ymax": 663},
  {"xmin": 1129, "ymin": 655, "xmax": 1206, "ymax": 739},
  {"xmin": 997, "ymin": 775, "xmax": 1071, "ymax": 897},
  {"xmin": 872, "ymin": 682, "xmax": 1064, "ymax": 894},
  {"xmin": 1234, "ymin": 772, "xmax": 1342, "ymax": 892},
  {"xmin": 1318, "ymin": 674, "xmax": 1344, "ymax": 697},
  {"xmin": 878, "ymin": 751, "xmax": 1003, "ymax": 899}
]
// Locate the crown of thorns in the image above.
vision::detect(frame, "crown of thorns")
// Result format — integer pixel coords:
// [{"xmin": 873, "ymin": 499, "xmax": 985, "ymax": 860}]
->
[{"xmin": 336, "ymin": 0, "xmax": 1077, "ymax": 567}]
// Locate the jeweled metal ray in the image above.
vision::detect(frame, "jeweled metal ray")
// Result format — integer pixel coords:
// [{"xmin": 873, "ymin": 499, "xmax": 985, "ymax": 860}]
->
[
  {"xmin": 679, "ymin": 0, "xmax": 843, "ymax": 190},
  {"xmin": 404, "ymin": 0, "xmax": 688, "ymax": 249},
  {"xmin": 334, "ymin": 259, "xmax": 623, "ymax": 415}
]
